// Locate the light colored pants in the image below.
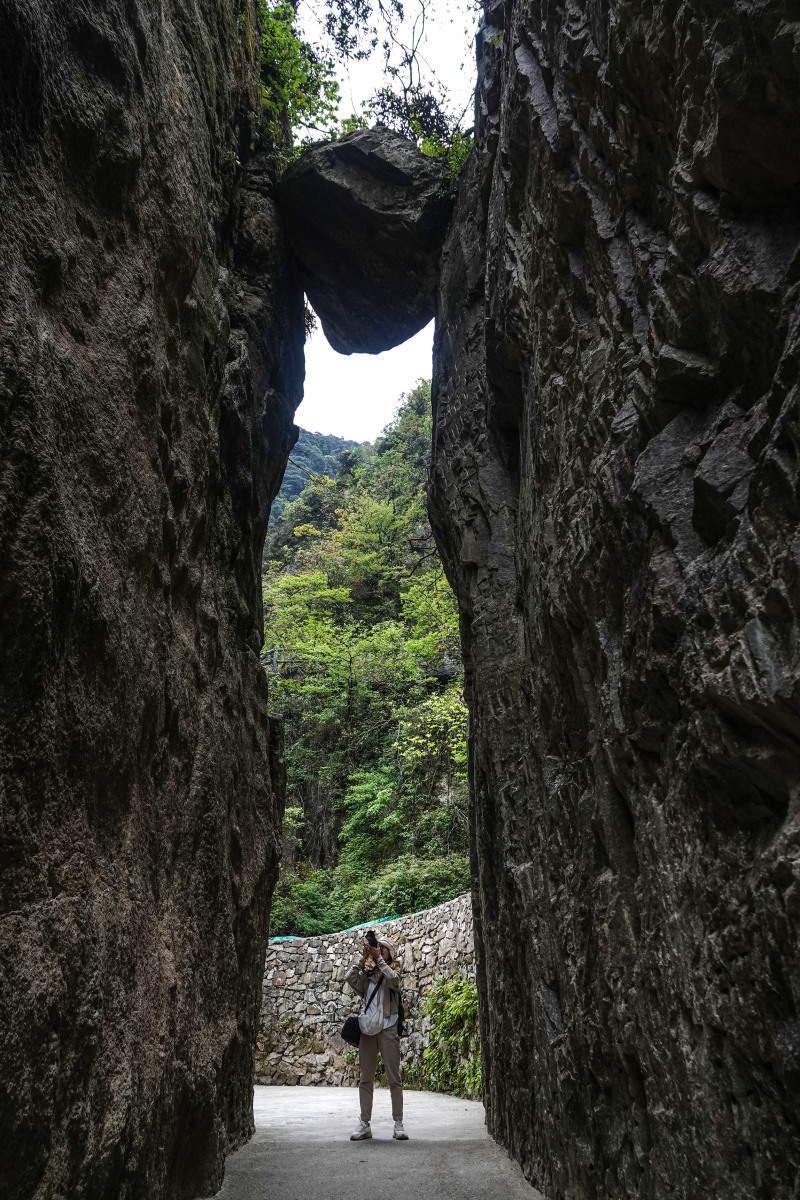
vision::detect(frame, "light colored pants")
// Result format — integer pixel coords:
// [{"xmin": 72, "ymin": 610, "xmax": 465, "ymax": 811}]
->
[{"xmin": 358, "ymin": 1026, "xmax": 403, "ymax": 1122}]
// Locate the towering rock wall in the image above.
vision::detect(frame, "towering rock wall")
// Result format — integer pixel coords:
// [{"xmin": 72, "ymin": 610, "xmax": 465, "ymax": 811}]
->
[
  {"xmin": 0, "ymin": 3, "xmax": 303, "ymax": 1198},
  {"xmin": 429, "ymin": 2, "xmax": 800, "ymax": 1197}
]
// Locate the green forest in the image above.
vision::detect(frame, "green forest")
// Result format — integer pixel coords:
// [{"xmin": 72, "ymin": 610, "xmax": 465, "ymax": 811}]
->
[
  {"xmin": 270, "ymin": 428, "xmax": 364, "ymax": 522},
  {"xmin": 263, "ymin": 382, "xmax": 470, "ymax": 936}
]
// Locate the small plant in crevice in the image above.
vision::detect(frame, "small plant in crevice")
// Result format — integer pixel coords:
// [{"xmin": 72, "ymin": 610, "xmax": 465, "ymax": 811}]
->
[
  {"xmin": 419, "ymin": 125, "xmax": 472, "ymax": 179},
  {"xmin": 367, "ymin": 84, "xmax": 473, "ymax": 180},
  {"xmin": 303, "ymin": 300, "xmax": 318, "ymax": 340}
]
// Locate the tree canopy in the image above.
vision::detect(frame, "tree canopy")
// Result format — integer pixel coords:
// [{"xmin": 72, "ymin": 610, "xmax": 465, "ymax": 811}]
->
[
  {"xmin": 263, "ymin": 382, "xmax": 469, "ymax": 936},
  {"xmin": 256, "ymin": 0, "xmax": 475, "ymax": 166},
  {"xmin": 270, "ymin": 428, "xmax": 365, "ymax": 523}
]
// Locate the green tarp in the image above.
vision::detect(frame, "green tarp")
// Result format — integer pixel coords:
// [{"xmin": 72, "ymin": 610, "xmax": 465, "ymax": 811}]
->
[{"xmin": 269, "ymin": 913, "xmax": 400, "ymax": 943}]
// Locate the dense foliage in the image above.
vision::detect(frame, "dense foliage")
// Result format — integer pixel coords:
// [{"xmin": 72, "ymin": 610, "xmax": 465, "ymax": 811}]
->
[
  {"xmin": 412, "ymin": 973, "xmax": 482, "ymax": 1099},
  {"xmin": 264, "ymin": 383, "xmax": 469, "ymax": 935},
  {"xmin": 257, "ymin": 0, "xmax": 340, "ymax": 147},
  {"xmin": 270, "ymin": 429, "xmax": 364, "ymax": 522},
  {"xmin": 255, "ymin": 0, "xmax": 474, "ymax": 169}
]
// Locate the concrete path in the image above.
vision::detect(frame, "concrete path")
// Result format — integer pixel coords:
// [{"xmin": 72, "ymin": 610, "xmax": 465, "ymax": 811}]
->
[{"xmin": 210, "ymin": 1085, "xmax": 543, "ymax": 1200}]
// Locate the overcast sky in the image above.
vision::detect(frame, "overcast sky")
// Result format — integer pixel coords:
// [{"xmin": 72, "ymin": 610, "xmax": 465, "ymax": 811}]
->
[
  {"xmin": 292, "ymin": 0, "xmax": 477, "ymax": 443},
  {"xmin": 298, "ymin": 321, "xmax": 434, "ymax": 442}
]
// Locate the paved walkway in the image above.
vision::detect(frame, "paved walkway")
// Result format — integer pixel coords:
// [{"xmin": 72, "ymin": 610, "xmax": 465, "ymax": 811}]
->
[{"xmin": 210, "ymin": 1086, "xmax": 542, "ymax": 1200}]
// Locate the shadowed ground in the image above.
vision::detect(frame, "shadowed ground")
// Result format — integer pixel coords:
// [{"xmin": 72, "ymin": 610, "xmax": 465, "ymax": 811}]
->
[{"xmin": 209, "ymin": 1086, "xmax": 542, "ymax": 1199}]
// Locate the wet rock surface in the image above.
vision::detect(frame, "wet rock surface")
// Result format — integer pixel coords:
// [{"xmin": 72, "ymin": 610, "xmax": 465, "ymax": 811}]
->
[
  {"xmin": 0, "ymin": 3, "xmax": 302, "ymax": 1198},
  {"xmin": 278, "ymin": 127, "xmax": 452, "ymax": 354},
  {"xmin": 429, "ymin": 2, "xmax": 800, "ymax": 1198}
]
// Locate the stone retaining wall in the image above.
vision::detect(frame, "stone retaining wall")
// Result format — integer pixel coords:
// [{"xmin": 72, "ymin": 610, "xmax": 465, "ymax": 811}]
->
[{"xmin": 255, "ymin": 894, "xmax": 473, "ymax": 1086}]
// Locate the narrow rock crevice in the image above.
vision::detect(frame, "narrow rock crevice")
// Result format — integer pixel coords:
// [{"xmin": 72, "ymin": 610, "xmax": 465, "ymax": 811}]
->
[{"xmin": 2, "ymin": 2, "xmax": 800, "ymax": 1198}]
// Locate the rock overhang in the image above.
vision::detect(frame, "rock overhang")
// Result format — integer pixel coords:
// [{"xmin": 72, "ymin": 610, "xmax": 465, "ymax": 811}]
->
[{"xmin": 277, "ymin": 126, "xmax": 454, "ymax": 355}]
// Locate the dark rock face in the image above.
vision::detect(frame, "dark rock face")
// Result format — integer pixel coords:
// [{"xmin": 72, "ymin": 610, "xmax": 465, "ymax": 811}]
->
[
  {"xmin": 278, "ymin": 127, "xmax": 452, "ymax": 354},
  {"xmin": 0, "ymin": 3, "xmax": 303, "ymax": 1198},
  {"xmin": 430, "ymin": 3, "xmax": 800, "ymax": 1198}
]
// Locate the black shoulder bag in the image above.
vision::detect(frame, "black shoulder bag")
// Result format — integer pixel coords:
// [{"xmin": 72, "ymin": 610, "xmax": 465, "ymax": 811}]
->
[
  {"xmin": 341, "ymin": 974, "xmax": 381, "ymax": 1047},
  {"xmin": 342, "ymin": 981, "xmax": 408, "ymax": 1045}
]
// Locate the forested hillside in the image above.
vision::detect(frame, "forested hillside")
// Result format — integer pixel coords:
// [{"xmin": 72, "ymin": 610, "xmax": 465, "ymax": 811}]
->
[
  {"xmin": 263, "ymin": 382, "xmax": 469, "ymax": 935},
  {"xmin": 270, "ymin": 428, "xmax": 364, "ymax": 522}
]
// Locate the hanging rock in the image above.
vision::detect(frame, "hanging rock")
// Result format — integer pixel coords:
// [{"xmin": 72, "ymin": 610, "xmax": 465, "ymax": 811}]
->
[{"xmin": 278, "ymin": 126, "xmax": 453, "ymax": 354}]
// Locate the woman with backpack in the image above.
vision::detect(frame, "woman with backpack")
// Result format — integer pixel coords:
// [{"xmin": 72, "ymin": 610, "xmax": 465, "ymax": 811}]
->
[{"xmin": 345, "ymin": 933, "xmax": 408, "ymax": 1141}]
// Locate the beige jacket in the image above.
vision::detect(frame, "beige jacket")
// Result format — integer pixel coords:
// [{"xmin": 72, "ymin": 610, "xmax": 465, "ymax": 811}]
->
[{"xmin": 345, "ymin": 955, "xmax": 401, "ymax": 1020}]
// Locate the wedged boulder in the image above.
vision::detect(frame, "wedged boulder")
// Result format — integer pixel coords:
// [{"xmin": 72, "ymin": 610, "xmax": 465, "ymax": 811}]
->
[{"xmin": 278, "ymin": 127, "xmax": 452, "ymax": 354}]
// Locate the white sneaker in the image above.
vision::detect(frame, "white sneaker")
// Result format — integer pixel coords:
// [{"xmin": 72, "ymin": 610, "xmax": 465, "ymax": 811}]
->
[
  {"xmin": 350, "ymin": 1119, "xmax": 372, "ymax": 1140},
  {"xmin": 393, "ymin": 1120, "xmax": 408, "ymax": 1140}
]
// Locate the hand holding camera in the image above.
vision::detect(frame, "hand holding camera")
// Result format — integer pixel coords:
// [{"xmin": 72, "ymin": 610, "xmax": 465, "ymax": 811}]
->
[{"xmin": 361, "ymin": 929, "xmax": 380, "ymax": 963}]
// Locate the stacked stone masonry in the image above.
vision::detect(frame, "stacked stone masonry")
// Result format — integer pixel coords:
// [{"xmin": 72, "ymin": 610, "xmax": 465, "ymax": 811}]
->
[{"xmin": 255, "ymin": 894, "xmax": 473, "ymax": 1086}]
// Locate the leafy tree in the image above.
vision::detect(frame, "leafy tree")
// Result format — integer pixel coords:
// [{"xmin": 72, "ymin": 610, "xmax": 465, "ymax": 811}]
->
[
  {"xmin": 258, "ymin": 0, "xmax": 340, "ymax": 146},
  {"xmin": 266, "ymin": 473, "xmax": 342, "ymax": 560},
  {"xmin": 316, "ymin": 0, "xmax": 475, "ymax": 153},
  {"xmin": 268, "ymin": 855, "xmax": 471, "ymax": 937},
  {"xmin": 270, "ymin": 428, "xmax": 364, "ymax": 523},
  {"xmin": 263, "ymin": 382, "xmax": 470, "ymax": 935},
  {"xmin": 256, "ymin": 0, "xmax": 475, "ymax": 170}
]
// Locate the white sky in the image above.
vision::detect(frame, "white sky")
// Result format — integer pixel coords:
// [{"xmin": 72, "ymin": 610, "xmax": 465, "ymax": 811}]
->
[
  {"xmin": 292, "ymin": 0, "xmax": 478, "ymax": 442},
  {"xmin": 299, "ymin": 320, "xmax": 434, "ymax": 442}
]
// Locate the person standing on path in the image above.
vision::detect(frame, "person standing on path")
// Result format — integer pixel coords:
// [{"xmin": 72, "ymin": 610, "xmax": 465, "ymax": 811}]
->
[{"xmin": 345, "ymin": 933, "xmax": 408, "ymax": 1142}]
